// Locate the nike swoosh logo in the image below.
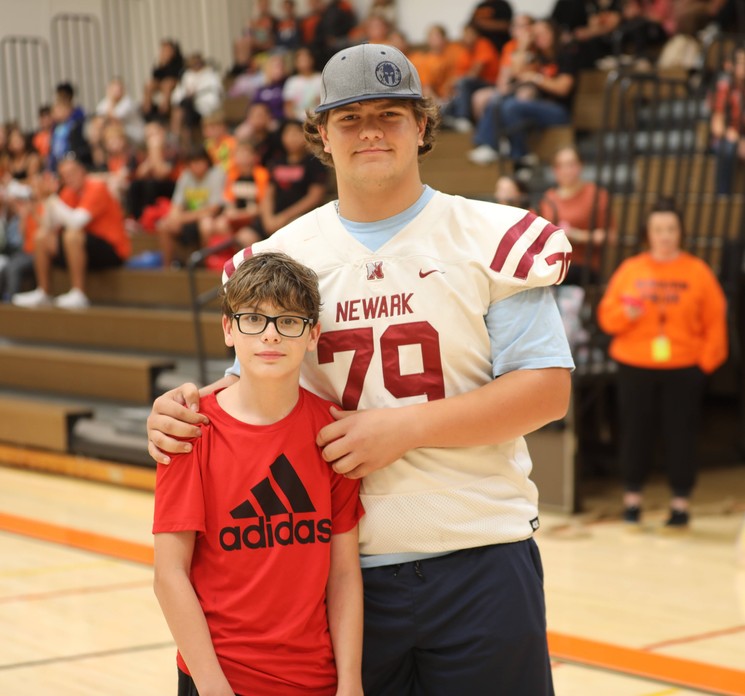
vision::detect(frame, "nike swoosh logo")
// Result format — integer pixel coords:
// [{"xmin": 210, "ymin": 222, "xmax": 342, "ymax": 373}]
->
[{"xmin": 419, "ymin": 269, "xmax": 444, "ymax": 278}]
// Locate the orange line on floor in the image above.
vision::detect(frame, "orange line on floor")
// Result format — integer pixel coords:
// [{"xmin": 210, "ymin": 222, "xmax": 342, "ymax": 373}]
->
[
  {"xmin": 2, "ymin": 509, "xmax": 743, "ymax": 696},
  {"xmin": 548, "ymin": 632, "xmax": 745, "ymax": 696},
  {"xmin": 0, "ymin": 444, "xmax": 156, "ymax": 491},
  {"xmin": 0, "ymin": 512, "xmax": 153, "ymax": 566}
]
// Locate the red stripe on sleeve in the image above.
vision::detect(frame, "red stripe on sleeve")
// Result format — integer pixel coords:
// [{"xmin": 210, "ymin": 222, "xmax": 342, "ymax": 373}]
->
[
  {"xmin": 223, "ymin": 246, "xmax": 254, "ymax": 280},
  {"xmin": 513, "ymin": 221, "xmax": 562, "ymax": 280},
  {"xmin": 490, "ymin": 211, "xmax": 537, "ymax": 273}
]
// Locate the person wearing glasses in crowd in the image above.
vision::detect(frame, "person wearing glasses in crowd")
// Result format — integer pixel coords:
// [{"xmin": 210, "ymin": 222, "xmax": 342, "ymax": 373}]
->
[
  {"xmin": 11, "ymin": 153, "xmax": 130, "ymax": 309},
  {"xmin": 153, "ymin": 250, "xmax": 364, "ymax": 696},
  {"xmin": 147, "ymin": 43, "xmax": 573, "ymax": 695}
]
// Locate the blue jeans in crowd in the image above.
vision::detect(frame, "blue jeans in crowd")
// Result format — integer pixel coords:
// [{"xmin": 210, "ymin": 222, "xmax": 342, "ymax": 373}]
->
[
  {"xmin": 713, "ymin": 137, "xmax": 739, "ymax": 195},
  {"xmin": 475, "ymin": 94, "xmax": 571, "ymax": 160}
]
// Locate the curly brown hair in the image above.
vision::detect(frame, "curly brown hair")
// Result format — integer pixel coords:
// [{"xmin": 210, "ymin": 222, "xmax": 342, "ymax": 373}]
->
[{"xmin": 303, "ymin": 97, "xmax": 442, "ymax": 168}]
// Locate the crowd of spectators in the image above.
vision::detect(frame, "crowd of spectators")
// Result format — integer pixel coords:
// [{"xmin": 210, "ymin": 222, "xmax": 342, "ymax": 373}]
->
[{"xmin": 0, "ymin": 0, "xmax": 741, "ymax": 310}]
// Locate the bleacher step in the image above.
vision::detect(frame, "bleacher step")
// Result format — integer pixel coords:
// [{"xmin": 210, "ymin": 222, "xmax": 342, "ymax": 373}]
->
[
  {"xmin": 50, "ymin": 268, "xmax": 222, "ymax": 309},
  {"xmin": 0, "ymin": 345, "xmax": 176, "ymax": 403},
  {"xmin": 0, "ymin": 305, "xmax": 228, "ymax": 358},
  {"xmin": 0, "ymin": 395, "xmax": 93, "ymax": 452}
]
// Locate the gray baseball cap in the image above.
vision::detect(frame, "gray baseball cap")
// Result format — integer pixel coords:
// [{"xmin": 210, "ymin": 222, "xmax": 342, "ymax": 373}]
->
[{"xmin": 316, "ymin": 43, "xmax": 423, "ymax": 113}]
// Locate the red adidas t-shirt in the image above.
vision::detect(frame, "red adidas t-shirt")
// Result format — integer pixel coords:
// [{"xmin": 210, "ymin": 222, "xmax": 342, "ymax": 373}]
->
[{"xmin": 153, "ymin": 388, "xmax": 364, "ymax": 696}]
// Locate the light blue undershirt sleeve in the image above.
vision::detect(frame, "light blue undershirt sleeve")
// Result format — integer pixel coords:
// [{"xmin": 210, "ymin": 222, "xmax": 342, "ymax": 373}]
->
[{"xmin": 487, "ymin": 288, "xmax": 575, "ymax": 377}]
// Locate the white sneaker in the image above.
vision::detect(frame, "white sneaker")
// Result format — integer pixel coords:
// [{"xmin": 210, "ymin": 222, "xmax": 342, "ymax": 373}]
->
[
  {"xmin": 11, "ymin": 287, "xmax": 53, "ymax": 308},
  {"xmin": 467, "ymin": 144, "xmax": 499, "ymax": 165},
  {"xmin": 452, "ymin": 117, "xmax": 473, "ymax": 133},
  {"xmin": 54, "ymin": 287, "xmax": 90, "ymax": 309}
]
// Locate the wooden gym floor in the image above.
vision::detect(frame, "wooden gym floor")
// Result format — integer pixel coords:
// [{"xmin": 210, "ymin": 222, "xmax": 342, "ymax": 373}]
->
[{"xmin": 0, "ymin": 454, "xmax": 743, "ymax": 696}]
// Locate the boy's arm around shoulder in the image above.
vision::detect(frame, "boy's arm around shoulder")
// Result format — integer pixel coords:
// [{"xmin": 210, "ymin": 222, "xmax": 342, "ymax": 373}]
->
[
  {"xmin": 153, "ymin": 532, "xmax": 235, "ymax": 696},
  {"xmin": 326, "ymin": 525, "xmax": 364, "ymax": 696}
]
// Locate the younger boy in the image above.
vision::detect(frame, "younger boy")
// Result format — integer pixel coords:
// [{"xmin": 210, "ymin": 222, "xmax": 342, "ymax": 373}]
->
[{"xmin": 153, "ymin": 251, "xmax": 365, "ymax": 696}]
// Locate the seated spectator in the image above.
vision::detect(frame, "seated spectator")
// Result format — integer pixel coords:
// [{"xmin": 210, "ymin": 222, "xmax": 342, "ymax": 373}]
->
[
  {"xmin": 469, "ymin": 0, "xmax": 514, "ymax": 51},
  {"xmin": 234, "ymin": 102, "xmax": 283, "ymax": 166},
  {"xmin": 96, "ymin": 76, "xmax": 145, "ymax": 144},
  {"xmin": 232, "ymin": 0, "xmax": 279, "ymax": 74},
  {"xmin": 276, "ymin": 0, "xmax": 302, "ymax": 50},
  {"xmin": 612, "ymin": 0, "xmax": 673, "ymax": 63},
  {"xmin": 259, "ymin": 119, "xmax": 327, "ymax": 236},
  {"xmin": 199, "ymin": 140, "xmax": 270, "ymax": 251},
  {"xmin": 311, "ymin": 0, "xmax": 357, "ymax": 66},
  {"xmin": 568, "ymin": 1, "xmax": 623, "ymax": 70},
  {"xmin": 55, "ymin": 82, "xmax": 85, "ymax": 125},
  {"xmin": 127, "ymin": 120, "xmax": 178, "ymax": 222},
  {"xmin": 711, "ymin": 45, "xmax": 745, "ymax": 195},
  {"xmin": 348, "ymin": 12, "xmax": 393, "ymax": 45},
  {"xmin": 550, "ymin": 0, "xmax": 590, "ymax": 38},
  {"xmin": 3, "ymin": 125, "xmax": 42, "ymax": 184},
  {"xmin": 48, "ymin": 88, "xmax": 90, "ymax": 171},
  {"xmin": 538, "ymin": 145, "xmax": 612, "ymax": 285},
  {"xmin": 85, "ymin": 115, "xmax": 109, "ymax": 173},
  {"xmin": 202, "ymin": 111, "xmax": 238, "ymax": 180},
  {"xmin": 300, "ymin": 0, "xmax": 324, "ymax": 47},
  {"xmin": 11, "ymin": 156, "xmax": 131, "ymax": 309},
  {"xmin": 98, "ymin": 121, "xmax": 138, "ymax": 207},
  {"xmin": 32, "ymin": 105, "xmax": 54, "ymax": 161},
  {"xmin": 283, "ymin": 46, "xmax": 322, "ymax": 119},
  {"xmin": 0, "ymin": 178, "xmax": 36, "ymax": 301},
  {"xmin": 442, "ymin": 22, "xmax": 500, "ymax": 131},
  {"xmin": 408, "ymin": 25, "xmax": 467, "ymax": 103},
  {"xmin": 156, "ymin": 146, "xmax": 225, "ymax": 267},
  {"xmin": 470, "ymin": 13, "xmax": 535, "ymax": 123},
  {"xmin": 539, "ymin": 146, "xmax": 614, "ymax": 351},
  {"xmin": 170, "ymin": 53, "xmax": 224, "ymax": 143},
  {"xmin": 493, "ymin": 173, "xmax": 530, "ymax": 207},
  {"xmin": 142, "ymin": 39, "xmax": 184, "ymax": 121},
  {"xmin": 252, "ymin": 52, "xmax": 291, "ymax": 122},
  {"xmin": 468, "ymin": 19, "xmax": 577, "ymax": 171}
]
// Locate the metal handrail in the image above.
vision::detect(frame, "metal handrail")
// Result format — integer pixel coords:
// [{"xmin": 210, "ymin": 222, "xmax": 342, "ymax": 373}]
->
[{"xmin": 186, "ymin": 239, "xmax": 236, "ymax": 387}]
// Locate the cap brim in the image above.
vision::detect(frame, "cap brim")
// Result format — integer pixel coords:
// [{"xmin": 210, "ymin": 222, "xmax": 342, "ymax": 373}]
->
[{"xmin": 315, "ymin": 92, "xmax": 422, "ymax": 113}]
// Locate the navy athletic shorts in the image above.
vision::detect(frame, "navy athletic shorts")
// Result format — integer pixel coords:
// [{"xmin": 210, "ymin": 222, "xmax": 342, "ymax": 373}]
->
[{"xmin": 361, "ymin": 539, "xmax": 554, "ymax": 696}]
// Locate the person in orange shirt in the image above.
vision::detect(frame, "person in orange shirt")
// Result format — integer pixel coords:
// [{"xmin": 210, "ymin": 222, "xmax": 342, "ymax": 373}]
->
[
  {"xmin": 202, "ymin": 111, "xmax": 238, "ymax": 182},
  {"xmin": 442, "ymin": 22, "xmax": 500, "ymax": 131},
  {"xmin": 199, "ymin": 140, "xmax": 270, "ymax": 252},
  {"xmin": 408, "ymin": 25, "xmax": 467, "ymax": 103},
  {"xmin": 31, "ymin": 105, "xmax": 54, "ymax": 161},
  {"xmin": 11, "ymin": 155, "xmax": 131, "ymax": 309},
  {"xmin": 598, "ymin": 198, "xmax": 728, "ymax": 530}
]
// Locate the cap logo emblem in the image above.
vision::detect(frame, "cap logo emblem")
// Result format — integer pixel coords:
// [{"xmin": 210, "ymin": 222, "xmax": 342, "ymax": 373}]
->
[{"xmin": 375, "ymin": 61, "xmax": 402, "ymax": 87}]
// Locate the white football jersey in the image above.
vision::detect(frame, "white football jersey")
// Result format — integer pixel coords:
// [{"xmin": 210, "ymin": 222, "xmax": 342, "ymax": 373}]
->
[{"xmin": 224, "ymin": 192, "xmax": 572, "ymax": 555}]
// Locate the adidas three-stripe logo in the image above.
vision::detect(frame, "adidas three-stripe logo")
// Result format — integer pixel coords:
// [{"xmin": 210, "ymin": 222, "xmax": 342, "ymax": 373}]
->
[
  {"xmin": 220, "ymin": 454, "xmax": 332, "ymax": 551},
  {"xmin": 230, "ymin": 454, "xmax": 315, "ymax": 519}
]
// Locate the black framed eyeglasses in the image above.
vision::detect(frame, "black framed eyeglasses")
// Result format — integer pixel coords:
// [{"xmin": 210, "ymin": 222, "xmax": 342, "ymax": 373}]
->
[{"xmin": 232, "ymin": 312, "xmax": 312, "ymax": 338}]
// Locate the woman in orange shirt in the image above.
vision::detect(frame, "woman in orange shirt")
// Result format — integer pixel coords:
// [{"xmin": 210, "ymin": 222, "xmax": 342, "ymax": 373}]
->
[{"xmin": 598, "ymin": 199, "xmax": 728, "ymax": 530}]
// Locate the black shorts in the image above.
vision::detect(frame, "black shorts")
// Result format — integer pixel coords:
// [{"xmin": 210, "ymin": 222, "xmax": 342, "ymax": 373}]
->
[
  {"xmin": 52, "ymin": 231, "xmax": 124, "ymax": 270},
  {"xmin": 178, "ymin": 221, "xmax": 201, "ymax": 246}
]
